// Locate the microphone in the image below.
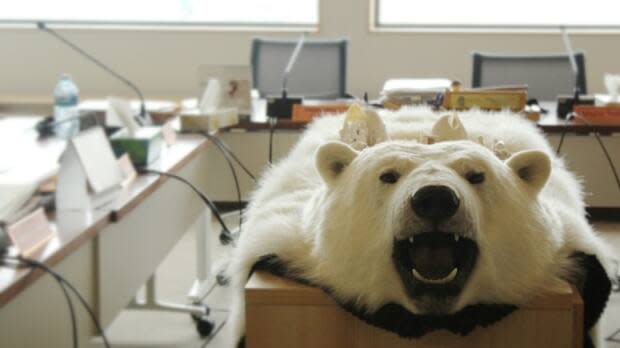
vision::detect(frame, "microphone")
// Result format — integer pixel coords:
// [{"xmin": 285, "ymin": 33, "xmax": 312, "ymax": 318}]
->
[
  {"xmin": 35, "ymin": 111, "xmax": 106, "ymax": 139},
  {"xmin": 561, "ymin": 25, "xmax": 579, "ymax": 95},
  {"xmin": 556, "ymin": 26, "xmax": 593, "ymax": 118},
  {"xmin": 266, "ymin": 34, "xmax": 306, "ymax": 119},
  {"xmin": 37, "ymin": 22, "xmax": 150, "ymax": 125}
]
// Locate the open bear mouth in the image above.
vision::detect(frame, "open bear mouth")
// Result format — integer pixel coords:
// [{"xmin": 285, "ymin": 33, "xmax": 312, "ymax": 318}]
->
[{"xmin": 392, "ymin": 231, "xmax": 479, "ymax": 312}]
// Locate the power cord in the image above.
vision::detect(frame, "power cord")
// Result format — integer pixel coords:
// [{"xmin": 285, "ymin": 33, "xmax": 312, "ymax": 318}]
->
[
  {"xmin": 58, "ymin": 278, "xmax": 79, "ymax": 348},
  {"xmin": 1, "ymin": 255, "xmax": 111, "ymax": 348},
  {"xmin": 137, "ymin": 168, "xmax": 235, "ymax": 245},
  {"xmin": 555, "ymin": 119, "xmax": 569, "ymax": 156},
  {"xmin": 567, "ymin": 113, "xmax": 620, "ymax": 190},
  {"xmin": 268, "ymin": 117, "xmax": 277, "ymax": 165},
  {"xmin": 197, "ymin": 133, "xmax": 246, "ymax": 235},
  {"xmin": 199, "ymin": 132, "xmax": 257, "ymax": 182}
]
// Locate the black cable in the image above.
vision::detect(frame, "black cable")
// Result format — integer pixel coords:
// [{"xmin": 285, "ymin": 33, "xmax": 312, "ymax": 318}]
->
[
  {"xmin": 3, "ymin": 256, "xmax": 111, "ymax": 348},
  {"xmin": 556, "ymin": 125, "xmax": 568, "ymax": 156},
  {"xmin": 607, "ymin": 327, "xmax": 620, "ymax": 342},
  {"xmin": 137, "ymin": 168, "xmax": 235, "ymax": 245},
  {"xmin": 59, "ymin": 279, "xmax": 79, "ymax": 348},
  {"xmin": 199, "ymin": 132, "xmax": 257, "ymax": 182},
  {"xmin": 198, "ymin": 133, "xmax": 246, "ymax": 235},
  {"xmin": 268, "ymin": 117, "xmax": 277, "ymax": 165},
  {"xmin": 1, "ymin": 258, "xmax": 78, "ymax": 348},
  {"xmin": 570, "ymin": 113, "xmax": 620, "ymax": 190}
]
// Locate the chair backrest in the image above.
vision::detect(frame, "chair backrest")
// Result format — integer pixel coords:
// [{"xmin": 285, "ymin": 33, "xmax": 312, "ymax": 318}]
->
[
  {"xmin": 471, "ymin": 52, "xmax": 587, "ymax": 100},
  {"xmin": 251, "ymin": 38, "xmax": 348, "ymax": 99}
]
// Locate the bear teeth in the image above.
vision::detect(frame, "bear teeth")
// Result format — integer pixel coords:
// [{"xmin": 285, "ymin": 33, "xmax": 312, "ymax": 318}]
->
[
  {"xmin": 411, "ymin": 267, "xmax": 458, "ymax": 284},
  {"xmin": 408, "ymin": 236, "xmax": 414, "ymax": 243},
  {"xmin": 454, "ymin": 234, "xmax": 460, "ymax": 242}
]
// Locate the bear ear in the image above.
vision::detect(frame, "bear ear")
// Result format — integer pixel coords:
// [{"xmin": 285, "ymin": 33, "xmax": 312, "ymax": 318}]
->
[
  {"xmin": 339, "ymin": 104, "xmax": 389, "ymax": 150},
  {"xmin": 432, "ymin": 114, "xmax": 468, "ymax": 142},
  {"xmin": 506, "ymin": 150, "xmax": 551, "ymax": 194},
  {"xmin": 315, "ymin": 141, "xmax": 358, "ymax": 184}
]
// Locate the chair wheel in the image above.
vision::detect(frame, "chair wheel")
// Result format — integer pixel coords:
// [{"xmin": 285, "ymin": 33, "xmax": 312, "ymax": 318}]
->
[
  {"xmin": 192, "ymin": 314, "xmax": 215, "ymax": 337},
  {"xmin": 216, "ymin": 270, "xmax": 230, "ymax": 286}
]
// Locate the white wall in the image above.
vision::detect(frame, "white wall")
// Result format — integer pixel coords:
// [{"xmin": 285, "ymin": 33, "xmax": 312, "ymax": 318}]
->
[{"xmin": 1, "ymin": 0, "xmax": 619, "ymax": 101}]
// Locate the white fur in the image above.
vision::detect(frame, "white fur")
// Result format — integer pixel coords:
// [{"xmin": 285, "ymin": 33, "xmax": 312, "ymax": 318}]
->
[{"xmin": 226, "ymin": 106, "xmax": 613, "ymax": 346}]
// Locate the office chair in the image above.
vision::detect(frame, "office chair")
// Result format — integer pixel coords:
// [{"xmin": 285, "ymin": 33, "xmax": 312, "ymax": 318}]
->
[
  {"xmin": 471, "ymin": 52, "xmax": 587, "ymax": 100},
  {"xmin": 251, "ymin": 37, "xmax": 348, "ymax": 99}
]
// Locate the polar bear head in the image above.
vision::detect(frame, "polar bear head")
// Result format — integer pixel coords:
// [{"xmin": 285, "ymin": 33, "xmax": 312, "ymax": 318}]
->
[{"xmin": 313, "ymin": 136, "xmax": 557, "ymax": 316}]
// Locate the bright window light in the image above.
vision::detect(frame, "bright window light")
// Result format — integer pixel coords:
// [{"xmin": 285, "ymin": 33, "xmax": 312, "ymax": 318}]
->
[
  {"xmin": 0, "ymin": 0, "xmax": 319, "ymax": 26},
  {"xmin": 377, "ymin": 0, "xmax": 620, "ymax": 28}
]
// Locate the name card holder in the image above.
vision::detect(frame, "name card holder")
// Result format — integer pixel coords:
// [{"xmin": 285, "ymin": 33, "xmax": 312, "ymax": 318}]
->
[
  {"xmin": 7, "ymin": 208, "xmax": 54, "ymax": 257},
  {"xmin": 292, "ymin": 104, "xmax": 351, "ymax": 122},
  {"xmin": 118, "ymin": 153, "xmax": 137, "ymax": 188},
  {"xmin": 573, "ymin": 105, "xmax": 620, "ymax": 125},
  {"xmin": 443, "ymin": 90, "xmax": 527, "ymax": 111},
  {"xmin": 161, "ymin": 120, "xmax": 177, "ymax": 146},
  {"xmin": 56, "ymin": 127, "xmax": 124, "ymax": 211}
]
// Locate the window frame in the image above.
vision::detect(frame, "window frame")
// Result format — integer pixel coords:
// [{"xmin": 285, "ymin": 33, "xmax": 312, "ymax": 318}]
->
[
  {"xmin": 0, "ymin": 1, "xmax": 321, "ymax": 32},
  {"xmin": 370, "ymin": 0, "xmax": 620, "ymax": 33}
]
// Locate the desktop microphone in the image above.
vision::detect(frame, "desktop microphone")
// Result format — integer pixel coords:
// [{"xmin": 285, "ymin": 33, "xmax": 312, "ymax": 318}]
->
[
  {"xmin": 37, "ymin": 22, "xmax": 150, "ymax": 125},
  {"xmin": 35, "ymin": 111, "xmax": 107, "ymax": 138},
  {"xmin": 266, "ymin": 34, "xmax": 306, "ymax": 119},
  {"xmin": 556, "ymin": 26, "xmax": 593, "ymax": 118}
]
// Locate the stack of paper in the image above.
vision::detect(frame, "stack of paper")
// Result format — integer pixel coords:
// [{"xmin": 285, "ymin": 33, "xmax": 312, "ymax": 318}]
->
[
  {"xmin": 381, "ymin": 78, "xmax": 452, "ymax": 109},
  {"xmin": 0, "ymin": 117, "xmax": 63, "ymax": 221}
]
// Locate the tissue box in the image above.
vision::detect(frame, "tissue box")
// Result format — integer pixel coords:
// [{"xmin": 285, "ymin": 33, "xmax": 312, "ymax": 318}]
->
[
  {"xmin": 110, "ymin": 127, "xmax": 164, "ymax": 166},
  {"xmin": 179, "ymin": 107, "xmax": 239, "ymax": 132}
]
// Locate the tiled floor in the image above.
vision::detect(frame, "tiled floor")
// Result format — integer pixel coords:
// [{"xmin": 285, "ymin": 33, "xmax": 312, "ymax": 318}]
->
[{"xmin": 103, "ymin": 219, "xmax": 620, "ymax": 347}]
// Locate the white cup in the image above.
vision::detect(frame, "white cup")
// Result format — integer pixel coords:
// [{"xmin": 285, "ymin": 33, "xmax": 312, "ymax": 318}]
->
[{"xmin": 604, "ymin": 74, "xmax": 620, "ymax": 103}]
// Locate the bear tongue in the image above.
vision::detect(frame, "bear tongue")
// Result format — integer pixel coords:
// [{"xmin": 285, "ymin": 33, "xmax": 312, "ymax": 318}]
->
[{"xmin": 409, "ymin": 244, "xmax": 455, "ymax": 280}]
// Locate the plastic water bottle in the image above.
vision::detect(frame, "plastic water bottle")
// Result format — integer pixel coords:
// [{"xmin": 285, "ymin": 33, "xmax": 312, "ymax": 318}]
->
[{"xmin": 53, "ymin": 74, "xmax": 80, "ymax": 139}]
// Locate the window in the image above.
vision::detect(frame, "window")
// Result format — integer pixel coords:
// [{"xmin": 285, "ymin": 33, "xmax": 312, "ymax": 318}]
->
[
  {"xmin": 376, "ymin": 0, "xmax": 620, "ymax": 29},
  {"xmin": 0, "ymin": 0, "xmax": 319, "ymax": 27}
]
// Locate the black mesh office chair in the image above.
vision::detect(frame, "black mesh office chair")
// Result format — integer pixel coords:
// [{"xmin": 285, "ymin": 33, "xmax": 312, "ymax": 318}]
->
[
  {"xmin": 250, "ymin": 37, "xmax": 348, "ymax": 99},
  {"xmin": 471, "ymin": 52, "xmax": 587, "ymax": 100}
]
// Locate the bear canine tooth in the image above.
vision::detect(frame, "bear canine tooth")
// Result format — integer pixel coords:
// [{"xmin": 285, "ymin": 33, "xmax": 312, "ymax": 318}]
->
[
  {"xmin": 411, "ymin": 268, "xmax": 458, "ymax": 284},
  {"xmin": 408, "ymin": 236, "xmax": 414, "ymax": 243},
  {"xmin": 454, "ymin": 234, "xmax": 460, "ymax": 242}
]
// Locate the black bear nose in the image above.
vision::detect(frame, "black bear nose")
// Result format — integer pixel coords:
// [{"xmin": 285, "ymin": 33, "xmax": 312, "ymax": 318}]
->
[{"xmin": 411, "ymin": 185, "xmax": 460, "ymax": 221}]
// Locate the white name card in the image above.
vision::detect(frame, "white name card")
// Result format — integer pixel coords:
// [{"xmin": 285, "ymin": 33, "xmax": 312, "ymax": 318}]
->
[{"xmin": 56, "ymin": 127, "xmax": 123, "ymax": 211}]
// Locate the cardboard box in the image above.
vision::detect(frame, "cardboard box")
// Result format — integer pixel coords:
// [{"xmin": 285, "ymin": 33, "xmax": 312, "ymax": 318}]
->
[
  {"xmin": 245, "ymin": 271, "xmax": 583, "ymax": 348},
  {"xmin": 179, "ymin": 107, "xmax": 239, "ymax": 132}
]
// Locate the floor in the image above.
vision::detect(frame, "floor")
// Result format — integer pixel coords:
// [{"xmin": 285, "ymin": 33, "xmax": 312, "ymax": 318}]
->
[
  {"xmin": 102, "ymin": 218, "xmax": 620, "ymax": 348},
  {"xmin": 103, "ymin": 213, "xmax": 237, "ymax": 348}
]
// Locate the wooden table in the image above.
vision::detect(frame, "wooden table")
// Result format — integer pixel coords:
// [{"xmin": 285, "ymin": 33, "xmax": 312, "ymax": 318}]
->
[{"xmin": 246, "ymin": 271, "xmax": 583, "ymax": 348}]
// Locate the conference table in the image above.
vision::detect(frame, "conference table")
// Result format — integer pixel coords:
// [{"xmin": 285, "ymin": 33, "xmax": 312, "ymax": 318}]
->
[{"xmin": 0, "ymin": 100, "xmax": 618, "ymax": 347}]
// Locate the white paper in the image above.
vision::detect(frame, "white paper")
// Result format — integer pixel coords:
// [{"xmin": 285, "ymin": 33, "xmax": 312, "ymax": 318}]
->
[
  {"xmin": 56, "ymin": 144, "xmax": 91, "ymax": 210},
  {"xmin": 604, "ymin": 74, "xmax": 620, "ymax": 103},
  {"xmin": 71, "ymin": 127, "xmax": 123, "ymax": 194},
  {"xmin": 199, "ymin": 79, "xmax": 222, "ymax": 114},
  {"xmin": 108, "ymin": 97, "xmax": 141, "ymax": 135},
  {"xmin": 382, "ymin": 78, "xmax": 452, "ymax": 96}
]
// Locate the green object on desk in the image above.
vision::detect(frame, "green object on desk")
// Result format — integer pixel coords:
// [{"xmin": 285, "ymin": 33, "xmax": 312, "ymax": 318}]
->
[{"xmin": 110, "ymin": 127, "xmax": 164, "ymax": 166}]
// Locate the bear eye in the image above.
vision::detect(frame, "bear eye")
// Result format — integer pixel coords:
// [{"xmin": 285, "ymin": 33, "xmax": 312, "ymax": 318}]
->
[
  {"xmin": 466, "ymin": 171, "xmax": 485, "ymax": 184},
  {"xmin": 379, "ymin": 170, "xmax": 400, "ymax": 184}
]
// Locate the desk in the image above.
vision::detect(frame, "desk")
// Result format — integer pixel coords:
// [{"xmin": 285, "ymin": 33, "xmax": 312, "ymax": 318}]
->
[
  {"xmin": 212, "ymin": 100, "xmax": 620, "ymax": 214},
  {"xmin": 0, "ymin": 126, "xmax": 212, "ymax": 346}
]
